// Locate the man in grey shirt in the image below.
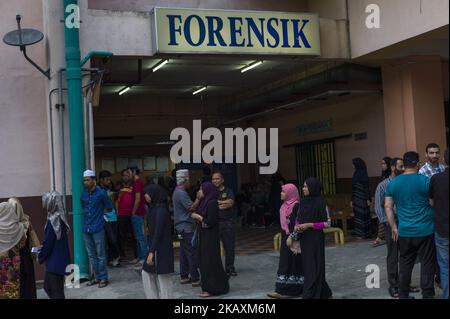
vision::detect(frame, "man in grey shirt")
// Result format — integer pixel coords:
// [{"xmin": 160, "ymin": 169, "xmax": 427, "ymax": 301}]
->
[{"xmin": 173, "ymin": 169, "xmax": 201, "ymax": 286}]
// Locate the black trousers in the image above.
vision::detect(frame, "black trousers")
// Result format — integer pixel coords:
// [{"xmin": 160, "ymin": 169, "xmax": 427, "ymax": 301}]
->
[
  {"xmin": 118, "ymin": 216, "xmax": 136, "ymax": 259},
  {"xmin": 398, "ymin": 235, "xmax": 436, "ymax": 299},
  {"xmin": 105, "ymin": 221, "xmax": 120, "ymax": 260},
  {"xmin": 44, "ymin": 272, "xmax": 65, "ymax": 299},
  {"xmin": 219, "ymin": 221, "xmax": 236, "ymax": 272},
  {"xmin": 179, "ymin": 231, "xmax": 200, "ymax": 281},
  {"xmin": 385, "ymin": 223, "xmax": 399, "ymax": 289}
]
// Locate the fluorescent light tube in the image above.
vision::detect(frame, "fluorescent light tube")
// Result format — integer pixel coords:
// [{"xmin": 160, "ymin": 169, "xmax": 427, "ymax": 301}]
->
[
  {"xmin": 193, "ymin": 86, "xmax": 207, "ymax": 95},
  {"xmin": 153, "ymin": 59, "xmax": 169, "ymax": 72},
  {"xmin": 241, "ymin": 61, "xmax": 263, "ymax": 73},
  {"xmin": 118, "ymin": 86, "xmax": 131, "ymax": 95}
]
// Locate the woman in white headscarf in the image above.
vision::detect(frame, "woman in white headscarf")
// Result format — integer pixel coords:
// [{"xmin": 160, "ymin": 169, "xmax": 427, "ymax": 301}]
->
[{"xmin": 0, "ymin": 199, "xmax": 26, "ymax": 299}]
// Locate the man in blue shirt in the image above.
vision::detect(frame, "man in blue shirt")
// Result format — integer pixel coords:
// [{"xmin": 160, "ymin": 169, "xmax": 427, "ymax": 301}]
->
[
  {"xmin": 81, "ymin": 170, "xmax": 113, "ymax": 288},
  {"xmin": 385, "ymin": 152, "xmax": 436, "ymax": 299},
  {"xmin": 98, "ymin": 170, "xmax": 121, "ymax": 267}
]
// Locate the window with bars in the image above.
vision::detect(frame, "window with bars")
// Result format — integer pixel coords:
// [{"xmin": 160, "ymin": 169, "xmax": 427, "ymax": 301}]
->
[{"xmin": 295, "ymin": 140, "xmax": 337, "ymax": 195}]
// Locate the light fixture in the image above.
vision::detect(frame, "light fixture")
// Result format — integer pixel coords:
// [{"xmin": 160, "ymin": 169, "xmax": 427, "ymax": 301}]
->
[
  {"xmin": 152, "ymin": 59, "xmax": 169, "ymax": 72},
  {"xmin": 156, "ymin": 141, "xmax": 176, "ymax": 145},
  {"xmin": 193, "ymin": 86, "xmax": 207, "ymax": 95},
  {"xmin": 241, "ymin": 61, "xmax": 263, "ymax": 73},
  {"xmin": 118, "ymin": 86, "xmax": 131, "ymax": 96}
]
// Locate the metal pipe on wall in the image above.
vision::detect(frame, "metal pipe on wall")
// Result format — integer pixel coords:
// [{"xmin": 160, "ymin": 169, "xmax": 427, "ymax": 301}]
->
[
  {"xmin": 88, "ymin": 100, "xmax": 95, "ymax": 170},
  {"xmin": 48, "ymin": 90, "xmax": 58, "ymax": 191},
  {"xmin": 58, "ymin": 69, "xmax": 67, "ymax": 211}
]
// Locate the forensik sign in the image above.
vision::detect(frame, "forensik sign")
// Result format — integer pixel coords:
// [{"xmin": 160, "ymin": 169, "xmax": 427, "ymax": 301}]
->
[{"xmin": 151, "ymin": 8, "xmax": 320, "ymax": 56}]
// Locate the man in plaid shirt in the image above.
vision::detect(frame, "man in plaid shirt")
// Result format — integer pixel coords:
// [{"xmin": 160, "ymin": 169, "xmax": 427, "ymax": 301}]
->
[
  {"xmin": 418, "ymin": 143, "xmax": 447, "ymax": 291},
  {"xmin": 419, "ymin": 143, "xmax": 446, "ymax": 178}
]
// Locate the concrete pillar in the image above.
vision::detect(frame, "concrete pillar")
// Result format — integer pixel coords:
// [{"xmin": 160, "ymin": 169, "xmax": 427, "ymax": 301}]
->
[{"xmin": 382, "ymin": 56, "xmax": 447, "ymax": 161}]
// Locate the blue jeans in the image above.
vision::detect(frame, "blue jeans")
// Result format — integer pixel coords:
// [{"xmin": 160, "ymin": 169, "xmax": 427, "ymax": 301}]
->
[
  {"xmin": 132, "ymin": 215, "xmax": 148, "ymax": 260},
  {"xmin": 435, "ymin": 232, "xmax": 449, "ymax": 299},
  {"xmin": 83, "ymin": 230, "xmax": 108, "ymax": 281}
]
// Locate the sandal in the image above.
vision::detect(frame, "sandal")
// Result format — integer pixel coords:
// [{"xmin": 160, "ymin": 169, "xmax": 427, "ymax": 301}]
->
[
  {"xmin": 372, "ymin": 239, "xmax": 386, "ymax": 247},
  {"xmin": 86, "ymin": 279, "xmax": 99, "ymax": 286},
  {"xmin": 198, "ymin": 291, "xmax": 212, "ymax": 298},
  {"xmin": 267, "ymin": 292, "xmax": 282, "ymax": 299},
  {"xmin": 409, "ymin": 286, "xmax": 420, "ymax": 293},
  {"xmin": 98, "ymin": 280, "xmax": 109, "ymax": 288}
]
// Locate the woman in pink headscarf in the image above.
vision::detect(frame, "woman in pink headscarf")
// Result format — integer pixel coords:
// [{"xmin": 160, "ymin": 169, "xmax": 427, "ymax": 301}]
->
[{"xmin": 267, "ymin": 184, "xmax": 304, "ymax": 299}]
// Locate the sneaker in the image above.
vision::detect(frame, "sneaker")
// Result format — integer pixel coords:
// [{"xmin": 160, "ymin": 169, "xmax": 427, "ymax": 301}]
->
[
  {"xmin": 192, "ymin": 280, "xmax": 201, "ymax": 287},
  {"xmin": 98, "ymin": 280, "xmax": 109, "ymax": 288}
]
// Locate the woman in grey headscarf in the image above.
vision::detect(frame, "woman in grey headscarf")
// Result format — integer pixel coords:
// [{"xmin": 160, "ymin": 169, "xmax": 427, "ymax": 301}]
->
[
  {"xmin": 0, "ymin": 199, "xmax": 26, "ymax": 299},
  {"xmin": 38, "ymin": 191, "xmax": 71, "ymax": 299},
  {"xmin": 41, "ymin": 192, "xmax": 70, "ymax": 240}
]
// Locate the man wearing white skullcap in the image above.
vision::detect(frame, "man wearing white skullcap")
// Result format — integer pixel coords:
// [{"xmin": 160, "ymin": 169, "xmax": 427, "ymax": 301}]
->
[
  {"xmin": 83, "ymin": 169, "xmax": 96, "ymax": 178},
  {"xmin": 172, "ymin": 169, "xmax": 203, "ymax": 286},
  {"xmin": 81, "ymin": 169, "xmax": 113, "ymax": 288},
  {"xmin": 176, "ymin": 169, "xmax": 190, "ymax": 186}
]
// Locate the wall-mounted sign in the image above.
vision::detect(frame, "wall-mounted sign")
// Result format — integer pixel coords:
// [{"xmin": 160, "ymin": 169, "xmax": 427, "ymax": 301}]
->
[
  {"xmin": 297, "ymin": 119, "xmax": 332, "ymax": 136},
  {"xmin": 151, "ymin": 8, "xmax": 320, "ymax": 56}
]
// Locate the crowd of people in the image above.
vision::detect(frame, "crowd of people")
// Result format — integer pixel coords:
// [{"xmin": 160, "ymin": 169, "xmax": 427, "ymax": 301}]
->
[{"xmin": 0, "ymin": 143, "xmax": 447, "ymax": 300}]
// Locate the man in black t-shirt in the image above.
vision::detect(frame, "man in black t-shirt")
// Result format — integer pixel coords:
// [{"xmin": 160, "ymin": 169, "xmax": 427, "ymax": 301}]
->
[
  {"xmin": 430, "ymin": 148, "xmax": 449, "ymax": 299},
  {"xmin": 212, "ymin": 171, "xmax": 237, "ymax": 276}
]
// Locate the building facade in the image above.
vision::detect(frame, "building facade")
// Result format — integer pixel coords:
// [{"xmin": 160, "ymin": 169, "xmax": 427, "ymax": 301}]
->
[{"xmin": 0, "ymin": 0, "xmax": 448, "ymax": 278}]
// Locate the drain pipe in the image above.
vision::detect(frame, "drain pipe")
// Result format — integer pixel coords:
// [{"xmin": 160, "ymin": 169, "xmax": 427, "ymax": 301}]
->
[
  {"xmin": 48, "ymin": 90, "xmax": 58, "ymax": 191},
  {"xmin": 345, "ymin": 0, "xmax": 352, "ymax": 59},
  {"xmin": 83, "ymin": 90, "xmax": 93, "ymax": 169},
  {"xmin": 87, "ymin": 96, "xmax": 95, "ymax": 170},
  {"xmin": 63, "ymin": 0, "xmax": 89, "ymax": 279},
  {"xmin": 57, "ymin": 69, "xmax": 67, "ymax": 211}
]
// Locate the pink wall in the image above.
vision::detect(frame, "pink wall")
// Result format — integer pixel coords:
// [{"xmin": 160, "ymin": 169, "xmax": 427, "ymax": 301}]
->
[
  {"xmin": 0, "ymin": 0, "xmax": 50, "ymax": 198},
  {"xmin": 382, "ymin": 56, "xmax": 447, "ymax": 162}
]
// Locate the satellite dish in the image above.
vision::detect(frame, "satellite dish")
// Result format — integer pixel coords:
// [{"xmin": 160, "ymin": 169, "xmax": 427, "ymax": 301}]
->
[
  {"xmin": 2, "ymin": 15, "xmax": 50, "ymax": 79},
  {"xmin": 3, "ymin": 28, "xmax": 44, "ymax": 47}
]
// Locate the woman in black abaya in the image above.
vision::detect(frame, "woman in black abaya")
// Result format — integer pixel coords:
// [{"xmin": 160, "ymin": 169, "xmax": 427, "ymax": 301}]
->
[
  {"xmin": 292, "ymin": 178, "xmax": 332, "ymax": 299},
  {"xmin": 191, "ymin": 182, "xmax": 229, "ymax": 298}
]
